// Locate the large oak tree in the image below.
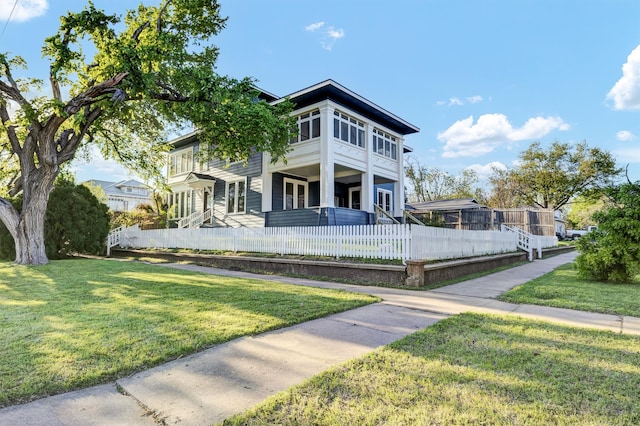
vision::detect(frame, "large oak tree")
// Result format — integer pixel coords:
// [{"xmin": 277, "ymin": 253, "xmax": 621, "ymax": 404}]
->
[{"xmin": 0, "ymin": 0, "xmax": 296, "ymax": 265}]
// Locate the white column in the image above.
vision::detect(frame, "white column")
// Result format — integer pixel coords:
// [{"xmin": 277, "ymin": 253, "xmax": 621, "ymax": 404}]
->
[
  {"xmin": 261, "ymin": 152, "xmax": 273, "ymax": 212},
  {"xmin": 362, "ymin": 123, "xmax": 374, "ymax": 213},
  {"xmin": 319, "ymin": 106, "xmax": 334, "ymax": 207},
  {"xmin": 394, "ymin": 137, "xmax": 406, "ymax": 217}
]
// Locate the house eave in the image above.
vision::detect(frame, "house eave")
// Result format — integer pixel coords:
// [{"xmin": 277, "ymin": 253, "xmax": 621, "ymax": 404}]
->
[{"xmin": 273, "ymin": 79, "xmax": 420, "ymax": 136}]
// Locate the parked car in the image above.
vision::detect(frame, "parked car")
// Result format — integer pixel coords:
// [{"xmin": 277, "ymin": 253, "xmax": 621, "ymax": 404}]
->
[{"xmin": 566, "ymin": 225, "xmax": 598, "ymax": 240}]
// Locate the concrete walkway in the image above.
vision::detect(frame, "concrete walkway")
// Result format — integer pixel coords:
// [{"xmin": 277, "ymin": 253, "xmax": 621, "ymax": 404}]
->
[{"xmin": 2, "ymin": 252, "xmax": 639, "ymax": 425}]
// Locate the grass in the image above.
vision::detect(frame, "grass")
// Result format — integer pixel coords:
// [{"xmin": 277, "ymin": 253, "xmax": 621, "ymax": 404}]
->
[
  {"xmin": 499, "ymin": 263, "xmax": 640, "ymax": 317},
  {"xmin": 0, "ymin": 259, "xmax": 377, "ymax": 408},
  {"xmin": 223, "ymin": 313, "xmax": 640, "ymax": 425}
]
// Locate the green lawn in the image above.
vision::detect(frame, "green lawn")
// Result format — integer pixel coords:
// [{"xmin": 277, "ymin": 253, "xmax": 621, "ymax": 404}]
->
[
  {"xmin": 499, "ymin": 263, "xmax": 640, "ymax": 316},
  {"xmin": 0, "ymin": 259, "xmax": 377, "ymax": 408},
  {"xmin": 224, "ymin": 313, "xmax": 640, "ymax": 425}
]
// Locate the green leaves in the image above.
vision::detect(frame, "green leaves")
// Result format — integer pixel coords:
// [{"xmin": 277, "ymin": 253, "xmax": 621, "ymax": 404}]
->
[
  {"xmin": 575, "ymin": 181, "xmax": 640, "ymax": 283},
  {"xmin": 493, "ymin": 141, "xmax": 620, "ymax": 210}
]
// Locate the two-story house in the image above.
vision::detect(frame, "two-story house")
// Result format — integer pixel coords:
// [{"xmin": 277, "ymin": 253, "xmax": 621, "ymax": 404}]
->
[
  {"xmin": 86, "ymin": 179, "xmax": 152, "ymax": 212},
  {"xmin": 166, "ymin": 79, "xmax": 419, "ymax": 228}
]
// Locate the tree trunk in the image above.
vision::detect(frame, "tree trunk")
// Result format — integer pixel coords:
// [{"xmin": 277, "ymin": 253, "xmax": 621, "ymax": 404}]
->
[
  {"xmin": 13, "ymin": 201, "xmax": 49, "ymax": 265},
  {"xmin": 11, "ymin": 167, "xmax": 57, "ymax": 266}
]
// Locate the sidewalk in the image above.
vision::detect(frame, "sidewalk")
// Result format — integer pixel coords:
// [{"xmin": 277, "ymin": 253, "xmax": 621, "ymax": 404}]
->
[{"xmin": 2, "ymin": 252, "xmax": 638, "ymax": 425}]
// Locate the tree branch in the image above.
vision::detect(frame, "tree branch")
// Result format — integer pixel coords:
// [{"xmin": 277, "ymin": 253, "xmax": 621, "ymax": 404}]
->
[
  {"xmin": 157, "ymin": 0, "xmax": 173, "ymax": 33},
  {"xmin": 132, "ymin": 21, "xmax": 150, "ymax": 42},
  {"xmin": 0, "ymin": 101, "xmax": 22, "ymax": 156},
  {"xmin": 57, "ymin": 106, "xmax": 102, "ymax": 163}
]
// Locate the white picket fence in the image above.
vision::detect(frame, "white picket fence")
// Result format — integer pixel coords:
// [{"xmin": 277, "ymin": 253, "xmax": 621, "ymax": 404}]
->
[{"xmin": 108, "ymin": 224, "xmax": 557, "ymax": 263}]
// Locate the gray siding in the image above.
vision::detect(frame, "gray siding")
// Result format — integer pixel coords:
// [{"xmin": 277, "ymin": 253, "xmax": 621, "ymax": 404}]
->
[{"xmin": 265, "ymin": 207, "xmax": 371, "ymax": 227}]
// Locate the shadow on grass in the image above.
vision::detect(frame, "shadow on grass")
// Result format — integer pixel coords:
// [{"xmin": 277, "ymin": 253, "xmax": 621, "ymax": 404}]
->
[
  {"xmin": 225, "ymin": 313, "xmax": 640, "ymax": 425},
  {"xmin": 0, "ymin": 258, "xmax": 375, "ymax": 407}
]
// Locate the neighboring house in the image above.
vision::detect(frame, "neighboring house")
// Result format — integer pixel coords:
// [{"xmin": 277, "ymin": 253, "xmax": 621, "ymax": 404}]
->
[
  {"xmin": 86, "ymin": 179, "xmax": 152, "ymax": 212},
  {"xmin": 554, "ymin": 210, "xmax": 567, "ymax": 239},
  {"xmin": 166, "ymin": 79, "xmax": 420, "ymax": 228}
]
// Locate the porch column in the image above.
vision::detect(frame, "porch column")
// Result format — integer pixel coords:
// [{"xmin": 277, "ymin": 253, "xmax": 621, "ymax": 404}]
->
[
  {"xmin": 362, "ymin": 123, "xmax": 374, "ymax": 213},
  {"xmin": 394, "ymin": 136, "xmax": 406, "ymax": 217},
  {"xmin": 319, "ymin": 105, "xmax": 334, "ymax": 207},
  {"xmin": 261, "ymin": 152, "xmax": 273, "ymax": 212}
]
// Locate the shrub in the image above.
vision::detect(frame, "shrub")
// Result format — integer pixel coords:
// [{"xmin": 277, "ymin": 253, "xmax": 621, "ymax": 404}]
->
[
  {"xmin": 0, "ymin": 184, "xmax": 110, "ymax": 260},
  {"xmin": 575, "ymin": 181, "xmax": 640, "ymax": 283}
]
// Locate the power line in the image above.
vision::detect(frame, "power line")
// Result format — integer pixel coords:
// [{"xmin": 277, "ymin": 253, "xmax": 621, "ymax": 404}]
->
[{"xmin": 0, "ymin": 0, "xmax": 21, "ymax": 44}]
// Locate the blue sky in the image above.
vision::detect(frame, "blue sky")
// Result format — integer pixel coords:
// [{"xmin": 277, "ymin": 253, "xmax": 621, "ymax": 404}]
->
[{"xmin": 1, "ymin": 0, "xmax": 639, "ymax": 185}]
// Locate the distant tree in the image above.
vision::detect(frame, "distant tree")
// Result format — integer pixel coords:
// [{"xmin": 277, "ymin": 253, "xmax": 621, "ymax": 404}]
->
[
  {"xmin": 575, "ymin": 178, "xmax": 640, "ymax": 283},
  {"xmin": 82, "ymin": 181, "xmax": 108, "ymax": 205},
  {"xmin": 565, "ymin": 194, "xmax": 608, "ymax": 229},
  {"xmin": 0, "ymin": 0, "xmax": 296, "ymax": 265},
  {"xmin": 486, "ymin": 166, "xmax": 524, "ymax": 208},
  {"xmin": 405, "ymin": 159, "xmax": 484, "ymax": 202},
  {"xmin": 487, "ymin": 141, "xmax": 620, "ymax": 211}
]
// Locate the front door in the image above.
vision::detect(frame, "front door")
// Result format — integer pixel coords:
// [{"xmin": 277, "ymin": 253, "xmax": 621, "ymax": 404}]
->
[
  {"xmin": 284, "ymin": 178, "xmax": 308, "ymax": 210},
  {"xmin": 349, "ymin": 187, "xmax": 361, "ymax": 210},
  {"xmin": 377, "ymin": 188, "xmax": 392, "ymax": 213}
]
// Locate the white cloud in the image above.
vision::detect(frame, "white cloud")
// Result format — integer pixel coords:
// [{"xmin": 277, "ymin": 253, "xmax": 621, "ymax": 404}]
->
[
  {"xmin": 305, "ymin": 21, "xmax": 324, "ymax": 32},
  {"xmin": 616, "ymin": 130, "xmax": 635, "ymax": 141},
  {"xmin": 606, "ymin": 44, "xmax": 640, "ymax": 111},
  {"xmin": 438, "ymin": 113, "xmax": 570, "ymax": 158},
  {"xmin": 70, "ymin": 146, "xmax": 136, "ymax": 183},
  {"xmin": 321, "ymin": 26, "xmax": 345, "ymax": 51},
  {"xmin": 437, "ymin": 95, "xmax": 484, "ymax": 106},
  {"xmin": 0, "ymin": 0, "xmax": 47, "ymax": 22},
  {"xmin": 465, "ymin": 161, "xmax": 507, "ymax": 180},
  {"xmin": 613, "ymin": 147, "xmax": 640, "ymax": 163},
  {"xmin": 306, "ymin": 21, "xmax": 344, "ymax": 51}
]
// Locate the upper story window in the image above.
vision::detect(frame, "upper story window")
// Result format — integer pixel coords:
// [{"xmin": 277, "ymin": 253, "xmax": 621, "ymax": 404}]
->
[
  {"xmin": 291, "ymin": 110, "xmax": 320, "ymax": 143},
  {"xmin": 373, "ymin": 129, "xmax": 398, "ymax": 160},
  {"xmin": 333, "ymin": 110, "xmax": 365, "ymax": 148},
  {"xmin": 169, "ymin": 148, "xmax": 193, "ymax": 176}
]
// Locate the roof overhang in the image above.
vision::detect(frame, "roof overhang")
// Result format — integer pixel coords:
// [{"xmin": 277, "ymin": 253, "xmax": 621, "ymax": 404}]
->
[
  {"xmin": 183, "ymin": 172, "xmax": 216, "ymax": 189},
  {"xmin": 273, "ymin": 80, "xmax": 420, "ymax": 136}
]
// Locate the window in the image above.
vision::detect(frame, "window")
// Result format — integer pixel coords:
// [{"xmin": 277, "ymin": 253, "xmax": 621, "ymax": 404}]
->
[
  {"xmin": 333, "ymin": 111, "xmax": 365, "ymax": 147},
  {"xmin": 377, "ymin": 188, "xmax": 392, "ymax": 213},
  {"xmin": 169, "ymin": 149, "xmax": 193, "ymax": 176},
  {"xmin": 226, "ymin": 180, "xmax": 246, "ymax": 214},
  {"xmin": 372, "ymin": 129, "xmax": 398, "ymax": 160},
  {"xmin": 167, "ymin": 190, "xmax": 193, "ymax": 218},
  {"xmin": 283, "ymin": 178, "xmax": 308, "ymax": 210},
  {"xmin": 291, "ymin": 110, "xmax": 321, "ymax": 143}
]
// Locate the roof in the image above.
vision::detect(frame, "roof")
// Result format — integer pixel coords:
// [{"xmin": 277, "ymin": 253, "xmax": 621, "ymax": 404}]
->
[
  {"xmin": 406, "ymin": 198, "xmax": 486, "ymax": 212},
  {"xmin": 169, "ymin": 80, "xmax": 420, "ymax": 148},
  {"xmin": 84, "ymin": 179, "xmax": 149, "ymax": 197},
  {"xmin": 274, "ymin": 79, "xmax": 420, "ymax": 136}
]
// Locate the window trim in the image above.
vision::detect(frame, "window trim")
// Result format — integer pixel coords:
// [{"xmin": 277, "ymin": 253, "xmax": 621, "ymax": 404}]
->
[
  {"xmin": 291, "ymin": 109, "xmax": 321, "ymax": 144},
  {"xmin": 333, "ymin": 110, "xmax": 365, "ymax": 148},
  {"xmin": 283, "ymin": 177, "xmax": 309, "ymax": 210},
  {"xmin": 348, "ymin": 186, "xmax": 362, "ymax": 210},
  {"xmin": 372, "ymin": 128, "xmax": 398, "ymax": 160},
  {"xmin": 377, "ymin": 188, "xmax": 393, "ymax": 213},
  {"xmin": 225, "ymin": 179, "xmax": 247, "ymax": 214},
  {"xmin": 169, "ymin": 147, "xmax": 194, "ymax": 177}
]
